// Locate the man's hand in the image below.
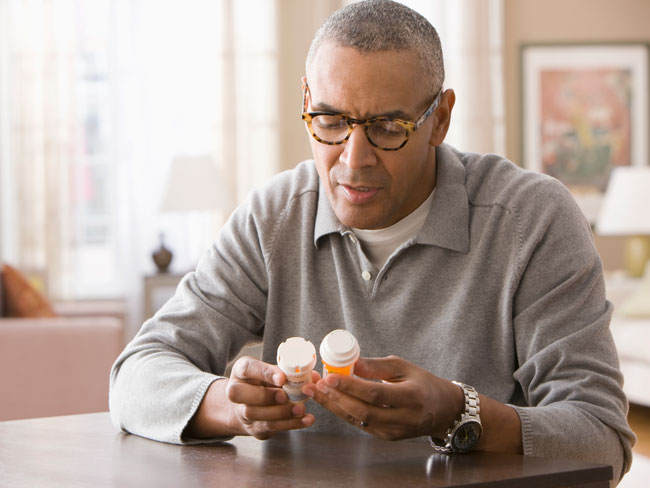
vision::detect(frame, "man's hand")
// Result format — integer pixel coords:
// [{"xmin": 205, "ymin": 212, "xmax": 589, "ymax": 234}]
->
[
  {"xmin": 302, "ymin": 355, "xmax": 462, "ymax": 441},
  {"xmin": 226, "ymin": 357, "xmax": 317, "ymax": 439},
  {"xmin": 185, "ymin": 357, "xmax": 316, "ymax": 440},
  {"xmin": 302, "ymin": 355, "xmax": 522, "ymax": 453}
]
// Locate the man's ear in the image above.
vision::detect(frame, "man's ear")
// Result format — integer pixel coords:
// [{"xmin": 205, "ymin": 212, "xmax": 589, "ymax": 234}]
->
[{"xmin": 429, "ymin": 89, "xmax": 455, "ymax": 146}]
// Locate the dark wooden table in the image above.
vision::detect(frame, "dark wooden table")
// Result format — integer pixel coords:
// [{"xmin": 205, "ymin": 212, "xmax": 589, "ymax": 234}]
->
[{"xmin": 0, "ymin": 412, "xmax": 612, "ymax": 487}]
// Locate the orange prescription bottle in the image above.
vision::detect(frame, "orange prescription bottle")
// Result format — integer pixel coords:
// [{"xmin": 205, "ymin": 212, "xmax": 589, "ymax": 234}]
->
[
  {"xmin": 276, "ymin": 337, "xmax": 317, "ymax": 403},
  {"xmin": 319, "ymin": 329, "xmax": 360, "ymax": 377}
]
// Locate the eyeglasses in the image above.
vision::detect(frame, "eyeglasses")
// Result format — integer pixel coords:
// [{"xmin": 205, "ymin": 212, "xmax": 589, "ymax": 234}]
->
[{"xmin": 301, "ymin": 81, "xmax": 441, "ymax": 151}]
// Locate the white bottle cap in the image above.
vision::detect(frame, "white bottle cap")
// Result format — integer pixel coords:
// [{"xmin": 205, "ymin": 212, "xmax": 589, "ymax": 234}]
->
[
  {"xmin": 319, "ymin": 329, "xmax": 360, "ymax": 368},
  {"xmin": 276, "ymin": 337, "xmax": 317, "ymax": 375}
]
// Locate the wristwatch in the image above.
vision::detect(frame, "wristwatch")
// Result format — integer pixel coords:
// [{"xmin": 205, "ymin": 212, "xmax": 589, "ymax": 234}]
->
[{"xmin": 430, "ymin": 381, "xmax": 482, "ymax": 453}]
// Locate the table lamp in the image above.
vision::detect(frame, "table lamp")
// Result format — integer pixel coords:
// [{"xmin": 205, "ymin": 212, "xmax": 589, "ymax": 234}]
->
[
  {"xmin": 154, "ymin": 155, "xmax": 232, "ymax": 273},
  {"xmin": 596, "ymin": 166, "xmax": 650, "ymax": 278}
]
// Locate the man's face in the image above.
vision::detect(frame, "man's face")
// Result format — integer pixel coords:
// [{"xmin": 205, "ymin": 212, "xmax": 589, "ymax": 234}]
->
[{"xmin": 305, "ymin": 42, "xmax": 440, "ymax": 230}]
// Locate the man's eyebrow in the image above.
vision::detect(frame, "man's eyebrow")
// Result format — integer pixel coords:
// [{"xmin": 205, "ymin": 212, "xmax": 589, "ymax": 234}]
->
[{"xmin": 310, "ymin": 101, "xmax": 412, "ymax": 120}]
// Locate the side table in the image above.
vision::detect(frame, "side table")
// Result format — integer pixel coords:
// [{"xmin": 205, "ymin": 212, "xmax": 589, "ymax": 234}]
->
[{"xmin": 143, "ymin": 272, "xmax": 186, "ymax": 322}]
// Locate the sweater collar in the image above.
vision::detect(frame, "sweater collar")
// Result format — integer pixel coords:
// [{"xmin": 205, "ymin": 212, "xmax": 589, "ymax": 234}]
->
[
  {"xmin": 313, "ymin": 143, "xmax": 470, "ymax": 254},
  {"xmin": 416, "ymin": 144, "xmax": 470, "ymax": 253}
]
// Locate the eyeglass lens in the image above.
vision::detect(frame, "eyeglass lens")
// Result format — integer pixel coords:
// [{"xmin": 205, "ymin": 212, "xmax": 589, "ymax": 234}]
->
[{"xmin": 311, "ymin": 115, "xmax": 408, "ymax": 149}]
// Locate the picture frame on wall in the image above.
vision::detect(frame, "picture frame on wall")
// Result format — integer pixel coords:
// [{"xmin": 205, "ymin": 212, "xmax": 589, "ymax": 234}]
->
[{"xmin": 521, "ymin": 43, "xmax": 649, "ymax": 224}]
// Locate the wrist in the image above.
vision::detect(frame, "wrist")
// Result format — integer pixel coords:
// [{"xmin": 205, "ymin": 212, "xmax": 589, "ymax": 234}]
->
[
  {"xmin": 431, "ymin": 380, "xmax": 465, "ymax": 439},
  {"xmin": 430, "ymin": 382, "xmax": 482, "ymax": 453},
  {"xmin": 186, "ymin": 378, "xmax": 243, "ymax": 439},
  {"xmin": 474, "ymin": 395, "xmax": 522, "ymax": 453}
]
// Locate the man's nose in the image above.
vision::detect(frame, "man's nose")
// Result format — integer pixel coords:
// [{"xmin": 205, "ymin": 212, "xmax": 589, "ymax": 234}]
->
[{"xmin": 339, "ymin": 125, "xmax": 378, "ymax": 169}]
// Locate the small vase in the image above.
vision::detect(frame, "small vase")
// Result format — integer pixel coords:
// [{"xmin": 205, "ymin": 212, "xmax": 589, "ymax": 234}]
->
[{"xmin": 152, "ymin": 233, "xmax": 173, "ymax": 273}]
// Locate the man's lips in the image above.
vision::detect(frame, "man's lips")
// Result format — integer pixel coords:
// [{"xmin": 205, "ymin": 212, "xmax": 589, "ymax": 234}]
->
[{"xmin": 340, "ymin": 184, "xmax": 380, "ymax": 204}]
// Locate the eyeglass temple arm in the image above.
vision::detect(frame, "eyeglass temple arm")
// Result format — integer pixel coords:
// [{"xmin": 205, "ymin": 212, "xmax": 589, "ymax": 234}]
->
[{"xmin": 301, "ymin": 78, "xmax": 309, "ymax": 113}]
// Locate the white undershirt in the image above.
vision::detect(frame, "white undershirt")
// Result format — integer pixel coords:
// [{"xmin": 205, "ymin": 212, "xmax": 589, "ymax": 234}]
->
[{"xmin": 352, "ymin": 189, "xmax": 435, "ymax": 269}]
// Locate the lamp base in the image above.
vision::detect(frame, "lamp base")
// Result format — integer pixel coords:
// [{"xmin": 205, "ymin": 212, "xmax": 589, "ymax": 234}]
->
[
  {"xmin": 621, "ymin": 267, "xmax": 650, "ymax": 318},
  {"xmin": 624, "ymin": 235, "xmax": 650, "ymax": 278}
]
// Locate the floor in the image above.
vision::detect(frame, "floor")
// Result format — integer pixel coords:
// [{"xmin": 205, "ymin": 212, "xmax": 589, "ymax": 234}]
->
[{"xmin": 619, "ymin": 403, "xmax": 650, "ymax": 487}]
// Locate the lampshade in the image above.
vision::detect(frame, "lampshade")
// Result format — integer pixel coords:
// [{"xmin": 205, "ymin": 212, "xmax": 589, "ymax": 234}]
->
[
  {"xmin": 159, "ymin": 155, "xmax": 232, "ymax": 212},
  {"xmin": 596, "ymin": 166, "xmax": 650, "ymax": 236}
]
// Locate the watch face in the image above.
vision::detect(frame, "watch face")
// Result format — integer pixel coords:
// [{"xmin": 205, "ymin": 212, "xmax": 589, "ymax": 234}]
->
[{"xmin": 451, "ymin": 420, "xmax": 482, "ymax": 452}]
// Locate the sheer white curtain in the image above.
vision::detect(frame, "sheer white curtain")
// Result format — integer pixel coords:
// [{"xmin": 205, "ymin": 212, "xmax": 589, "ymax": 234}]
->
[
  {"xmin": 0, "ymin": 0, "xmax": 78, "ymax": 295},
  {"xmin": 0, "ymin": 0, "xmax": 281, "ymax": 336}
]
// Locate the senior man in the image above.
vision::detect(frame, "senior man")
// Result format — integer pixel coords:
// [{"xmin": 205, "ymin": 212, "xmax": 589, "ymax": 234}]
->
[{"xmin": 110, "ymin": 0, "xmax": 634, "ymax": 482}]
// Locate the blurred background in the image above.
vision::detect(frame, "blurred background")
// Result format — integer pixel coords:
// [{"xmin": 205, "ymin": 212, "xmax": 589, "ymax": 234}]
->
[{"xmin": 1, "ymin": 1, "xmax": 649, "ymax": 485}]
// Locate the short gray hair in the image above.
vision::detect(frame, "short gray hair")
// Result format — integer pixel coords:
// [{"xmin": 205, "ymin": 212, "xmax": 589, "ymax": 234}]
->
[{"xmin": 306, "ymin": 0, "xmax": 444, "ymax": 97}]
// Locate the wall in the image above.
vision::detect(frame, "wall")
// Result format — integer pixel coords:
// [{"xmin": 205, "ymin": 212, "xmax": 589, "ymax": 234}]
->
[{"xmin": 504, "ymin": 0, "xmax": 650, "ymax": 270}]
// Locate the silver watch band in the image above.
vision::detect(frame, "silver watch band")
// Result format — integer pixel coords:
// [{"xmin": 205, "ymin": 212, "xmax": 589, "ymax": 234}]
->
[{"xmin": 430, "ymin": 381, "xmax": 481, "ymax": 453}]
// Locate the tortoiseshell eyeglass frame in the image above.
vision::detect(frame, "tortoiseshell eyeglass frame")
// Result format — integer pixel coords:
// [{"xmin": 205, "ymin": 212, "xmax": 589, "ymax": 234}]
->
[{"xmin": 301, "ymin": 80, "xmax": 441, "ymax": 151}]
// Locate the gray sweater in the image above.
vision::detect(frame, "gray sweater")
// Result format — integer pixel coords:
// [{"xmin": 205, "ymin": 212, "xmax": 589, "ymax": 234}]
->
[{"xmin": 110, "ymin": 144, "xmax": 634, "ymax": 481}]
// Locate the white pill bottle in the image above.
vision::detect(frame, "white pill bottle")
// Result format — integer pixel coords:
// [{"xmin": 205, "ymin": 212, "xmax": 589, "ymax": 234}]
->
[
  {"xmin": 319, "ymin": 329, "xmax": 360, "ymax": 377},
  {"xmin": 276, "ymin": 337, "xmax": 317, "ymax": 403}
]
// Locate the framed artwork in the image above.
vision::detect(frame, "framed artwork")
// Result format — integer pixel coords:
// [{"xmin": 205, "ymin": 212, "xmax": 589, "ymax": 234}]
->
[{"xmin": 521, "ymin": 43, "xmax": 649, "ymax": 223}]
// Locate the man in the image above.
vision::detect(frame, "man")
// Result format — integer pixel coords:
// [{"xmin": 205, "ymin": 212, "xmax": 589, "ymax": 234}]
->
[{"xmin": 110, "ymin": 0, "xmax": 634, "ymax": 482}]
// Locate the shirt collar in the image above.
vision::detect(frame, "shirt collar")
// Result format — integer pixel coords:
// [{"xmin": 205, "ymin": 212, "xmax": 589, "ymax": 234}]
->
[
  {"xmin": 314, "ymin": 179, "xmax": 347, "ymax": 247},
  {"xmin": 313, "ymin": 143, "xmax": 470, "ymax": 253}
]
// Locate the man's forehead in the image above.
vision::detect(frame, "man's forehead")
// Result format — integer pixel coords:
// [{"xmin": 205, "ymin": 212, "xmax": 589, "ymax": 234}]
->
[
  {"xmin": 307, "ymin": 43, "xmax": 427, "ymax": 118},
  {"xmin": 308, "ymin": 42, "xmax": 421, "ymax": 79}
]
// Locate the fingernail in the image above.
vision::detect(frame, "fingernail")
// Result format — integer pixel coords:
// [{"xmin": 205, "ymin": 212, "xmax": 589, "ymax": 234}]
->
[
  {"xmin": 325, "ymin": 376, "xmax": 338, "ymax": 388},
  {"xmin": 275, "ymin": 390, "xmax": 287, "ymax": 404},
  {"xmin": 273, "ymin": 373, "xmax": 283, "ymax": 386},
  {"xmin": 303, "ymin": 388, "xmax": 314, "ymax": 398},
  {"xmin": 317, "ymin": 383, "xmax": 329, "ymax": 394},
  {"xmin": 291, "ymin": 404, "xmax": 304, "ymax": 416},
  {"xmin": 301, "ymin": 415, "xmax": 314, "ymax": 426}
]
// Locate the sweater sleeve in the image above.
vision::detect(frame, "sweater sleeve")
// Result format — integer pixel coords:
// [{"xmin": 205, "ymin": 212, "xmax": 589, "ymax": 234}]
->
[
  {"xmin": 109, "ymin": 193, "xmax": 271, "ymax": 444},
  {"xmin": 509, "ymin": 177, "xmax": 635, "ymax": 483}
]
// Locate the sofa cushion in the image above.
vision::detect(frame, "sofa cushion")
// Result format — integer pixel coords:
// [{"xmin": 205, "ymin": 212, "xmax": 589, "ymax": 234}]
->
[
  {"xmin": 0, "ymin": 317, "xmax": 123, "ymax": 420},
  {"xmin": 1, "ymin": 264, "xmax": 56, "ymax": 318}
]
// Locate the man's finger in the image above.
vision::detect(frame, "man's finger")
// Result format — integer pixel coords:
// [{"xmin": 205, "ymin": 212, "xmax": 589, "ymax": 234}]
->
[
  {"xmin": 309, "ymin": 381, "xmax": 399, "ymax": 428},
  {"xmin": 311, "ymin": 369, "xmax": 322, "ymax": 383},
  {"xmin": 247, "ymin": 414, "xmax": 315, "ymax": 439},
  {"xmin": 239, "ymin": 402, "xmax": 306, "ymax": 422},
  {"xmin": 230, "ymin": 356, "xmax": 285, "ymax": 387},
  {"xmin": 226, "ymin": 380, "xmax": 286, "ymax": 406},
  {"xmin": 321, "ymin": 373, "xmax": 410, "ymax": 408},
  {"xmin": 351, "ymin": 356, "xmax": 406, "ymax": 382}
]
